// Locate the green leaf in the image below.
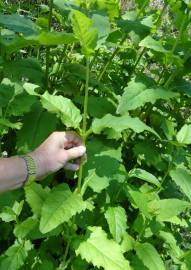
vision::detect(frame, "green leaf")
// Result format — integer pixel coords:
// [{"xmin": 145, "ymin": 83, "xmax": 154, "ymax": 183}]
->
[
  {"xmin": 75, "ymin": 96, "xmax": 115, "ymax": 118},
  {"xmin": 96, "ymin": 0, "xmax": 120, "ymax": 20},
  {"xmin": 7, "ymin": 92, "xmax": 37, "ymax": 116},
  {"xmin": 0, "ymin": 240, "xmax": 33, "ymax": 270},
  {"xmin": 117, "ymin": 75, "xmax": 178, "ymax": 113},
  {"xmin": 133, "ymin": 141, "xmax": 166, "ymax": 171},
  {"xmin": 14, "ymin": 217, "xmax": 38, "ymax": 238},
  {"xmin": 129, "ymin": 168, "xmax": 160, "ymax": 187},
  {"xmin": 70, "ymin": 10, "xmax": 98, "ymax": 57},
  {"xmin": 76, "ymin": 226, "xmax": 131, "ymax": 270},
  {"xmin": 16, "ymin": 104, "xmax": 57, "ymax": 153},
  {"xmin": 0, "ymin": 200, "xmax": 24, "ymax": 222},
  {"xmin": 92, "ymin": 114, "xmax": 160, "ymax": 139},
  {"xmin": 0, "ymin": 30, "xmax": 32, "ymax": 54},
  {"xmin": 0, "ymin": 119, "xmax": 22, "ymax": 132},
  {"xmin": 139, "ymin": 36, "xmax": 167, "ymax": 53},
  {"xmin": 120, "ymin": 232, "xmax": 135, "ymax": 253},
  {"xmin": 40, "ymin": 184, "xmax": 92, "ymax": 233},
  {"xmin": 170, "ymin": 167, "xmax": 191, "ymax": 202},
  {"xmin": 3, "ymin": 58, "xmax": 44, "ymax": 85},
  {"xmin": 41, "ymin": 91, "xmax": 82, "ymax": 128},
  {"xmin": 135, "ymin": 242, "xmax": 165, "ymax": 270},
  {"xmin": 92, "ymin": 14, "xmax": 110, "ymax": 48},
  {"xmin": 127, "ymin": 189, "xmax": 150, "ymax": 218},
  {"xmin": 0, "ymin": 207, "xmax": 16, "ymax": 222},
  {"xmin": 83, "ymin": 138, "xmax": 123, "ymax": 193},
  {"xmin": 157, "ymin": 199, "xmax": 190, "ymax": 221},
  {"xmin": 159, "ymin": 231, "xmax": 183, "ymax": 261},
  {"xmin": 118, "ymin": 18, "xmax": 151, "ymax": 44},
  {"xmin": 25, "ymin": 182, "xmax": 50, "ymax": 216},
  {"xmin": 104, "ymin": 206, "xmax": 128, "ymax": 243},
  {"xmin": 0, "ymin": 14, "xmax": 40, "ymax": 36},
  {"xmin": 0, "ymin": 78, "xmax": 15, "ymax": 107},
  {"xmin": 176, "ymin": 124, "xmax": 191, "ymax": 144},
  {"xmin": 174, "ymin": 79, "xmax": 191, "ymax": 97},
  {"xmin": 184, "ymin": 250, "xmax": 191, "ymax": 269},
  {"xmin": 26, "ymin": 31, "xmax": 76, "ymax": 45}
]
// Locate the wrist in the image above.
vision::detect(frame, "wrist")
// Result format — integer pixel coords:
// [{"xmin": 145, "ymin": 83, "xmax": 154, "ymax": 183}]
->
[{"xmin": 29, "ymin": 150, "xmax": 47, "ymax": 179}]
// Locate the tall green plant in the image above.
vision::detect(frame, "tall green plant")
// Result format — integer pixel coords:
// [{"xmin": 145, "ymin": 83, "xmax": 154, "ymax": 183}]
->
[{"xmin": 0, "ymin": 1, "xmax": 191, "ymax": 269}]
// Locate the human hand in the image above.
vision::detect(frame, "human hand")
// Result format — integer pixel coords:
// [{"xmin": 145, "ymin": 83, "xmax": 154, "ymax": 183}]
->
[{"xmin": 30, "ymin": 131, "xmax": 86, "ymax": 179}]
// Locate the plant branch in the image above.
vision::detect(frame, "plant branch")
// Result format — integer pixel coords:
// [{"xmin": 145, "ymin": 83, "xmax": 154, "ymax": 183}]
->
[
  {"xmin": 78, "ymin": 57, "xmax": 90, "ymax": 193},
  {"xmin": 97, "ymin": 34, "xmax": 127, "ymax": 82},
  {"xmin": 45, "ymin": 0, "xmax": 54, "ymax": 89}
]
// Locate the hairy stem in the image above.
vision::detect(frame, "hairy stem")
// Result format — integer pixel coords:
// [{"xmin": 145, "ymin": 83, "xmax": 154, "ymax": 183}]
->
[
  {"xmin": 97, "ymin": 34, "xmax": 127, "ymax": 82},
  {"xmin": 45, "ymin": 0, "xmax": 54, "ymax": 89},
  {"xmin": 78, "ymin": 58, "xmax": 90, "ymax": 193},
  {"xmin": 164, "ymin": 14, "xmax": 188, "ymax": 88}
]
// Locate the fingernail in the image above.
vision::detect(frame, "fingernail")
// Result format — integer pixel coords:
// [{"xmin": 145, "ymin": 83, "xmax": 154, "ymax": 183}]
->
[
  {"xmin": 78, "ymin": 146, "xmax": 86, "ymax": 156},
  {"xmin": 73, "ymin": 164, "xmax": 80, "ymax": 171}
]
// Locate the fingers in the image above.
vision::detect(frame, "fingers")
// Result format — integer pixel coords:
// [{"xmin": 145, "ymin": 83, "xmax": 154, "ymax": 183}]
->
[
  {"xmin": 50, "ymin": 131, "xmax": 83, "ymax": 149},
  {"xmin": 64, "ymin": 131, "xmax": 83, "ymax": 147},
  {"xmin": 64, "ymin": 162, "xmax": 80, "ymax": 171},
  {"xmin": 65, "ymin": 145, "xmax": 86, "ymax": 161}
]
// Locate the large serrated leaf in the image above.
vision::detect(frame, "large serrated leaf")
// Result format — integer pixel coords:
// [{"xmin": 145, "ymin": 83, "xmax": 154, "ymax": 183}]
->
[
  {"xmin": 76, "ymin": 226, "xmax": 131, "ymax": 270},
  {"xmin": 25, "ymin": 182, "xmax": 50, "ymax": 217},
  {"xmin": 117, "ymin": 75, "xmax": 178, "ymax": 114},
  {"xmin": 0, "ymin": 14, "xmax": 40, "ymax": 36},
  {"xmin": 16, "ymin": 104, "xmax": 57, "ymax": 153},
  {"xmin": 170, "ymin": 168, "xmax": 191, "ymax": 201},
  {"xmin": 0, "ymin": 240, "xmax": 33, "ymax": 270},
  {"xmin": 135, "ymin": 242, "xmax": 165, "ymax": 270},
  {"xmin": 157, "ymin": 199, "xmax": 190, "ymax": 221},
  {"xmin": 104, "ymin": 206, "xmax": 128, "ymax": 243},
  {"xmin": 139, "ymin": 36, "xmax": 167, "ymax": 53},
  {"xmin": 83, "ymin": 138, "xmax": 123, "ymax": 193},
  {"xmin": 92, "ymin": 114, "xmax": 160, "ymax": 139},
  {"xmin": 40, "ymin": 184, "xmax": 92, "ymax": 233},
  {"xmin": 41, "ymin": 91, "xmax": 82, "ymax": 128},
  {"xmin": 129, "ymin": 168, "xmax": 160, "ymax": 187},
  {"xmin": 70, "ymin": 10, "xmax": 98, "ymax": 57},
  {"xmin": 176, "ymin": 124, "xmax": 191, "ymax": 144},
  {"xmin": 26, "ymin": 31, "xmax": 76, "ymax": 45}
]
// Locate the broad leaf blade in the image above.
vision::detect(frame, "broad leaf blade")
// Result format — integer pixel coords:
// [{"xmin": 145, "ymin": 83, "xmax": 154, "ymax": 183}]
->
[
  {"xmin": 129, "ymin": 168, "xmax": 160, "ymax": 187},
  {"xmin": 117, "ymin": 75, "xmax": 178, "ymax": 113},
  {"xmin": 176, "ymin": 124, "xmax": 191, "ymax": 144},
  {"xmin": 40, "ymin": 184, "xmax": 92, "ymax": 233},
  {"xmin": 170, "ymin": 168, "xmax": 191, "ymax": 201},
  {"xmin": 76, "ymin": 226, "xmax": 131, "ymax": 270},
  {"xmin": 157, "ymin": 199, "xmax": 190, "ymax": 221},
  {"xmin": 0, "ymin": 14, "xmax": 40, "ymax": 36},
  {"xmin": 25, "ymin": 182, "xmax": 49, "ymax": 216},
  {"xmin": 0, "ymin": 240, "xmax": 33, "ymax": 270},
  {"xmin": 92, "ymin": 114, "xmax": 160, "ymax": 139},
  {"xmin": 26, "ymin": 31, "xmax": 76, "ymax": 45},
  {"xmin": 104, "ymin": 206, "xmax": 128, "ymax": 243},
  {"xmin": 70, "ymin": 10, "xmax": 98, "ymax": 57},
  {"xmin": 135, "ymin": 242, "xmax": 165, "ymax": 270},
  {"xmin": 139, "ymin": 36, "xmax": 167, "ymax": 53},
  {"xmin": 41, "ymin": 91, "xmax": 82, "ymax": 128}
]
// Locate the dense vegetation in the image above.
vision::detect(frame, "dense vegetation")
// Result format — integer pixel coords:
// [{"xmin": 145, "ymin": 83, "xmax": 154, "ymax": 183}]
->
[{"xmin": 0, "ymin": 0, "xmax": 191, "ymax": 269}]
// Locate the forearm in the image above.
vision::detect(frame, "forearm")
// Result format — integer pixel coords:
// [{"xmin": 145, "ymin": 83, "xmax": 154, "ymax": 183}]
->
[{"xmin": 0, "ymin": 156, "xmax": 27, "ymax": 192}]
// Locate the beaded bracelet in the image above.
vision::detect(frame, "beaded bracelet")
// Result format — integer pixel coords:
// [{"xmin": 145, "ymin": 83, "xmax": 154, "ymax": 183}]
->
[{"xmin": 20, "ymin": 155, "xmax": 36, "ymax": 185}]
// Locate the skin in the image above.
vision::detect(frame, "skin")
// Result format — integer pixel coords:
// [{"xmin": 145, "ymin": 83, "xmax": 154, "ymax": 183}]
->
[{"xmin": 0, "ymin": 131, "xmax": 86, "ymax": 193}]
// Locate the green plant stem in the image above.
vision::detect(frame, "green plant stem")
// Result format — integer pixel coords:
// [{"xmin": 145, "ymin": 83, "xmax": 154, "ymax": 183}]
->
[
  {"xmin": 97, "ymin": 34, "xmax": 127, "ymax": 82},
  {"xmin": 164, "ymin": 14, "xmax": 188, "ymax": 88},
  {"xmin": 137, "ymin": 0, "xmax": 148, "ymax": 17},
  {"xmin": 132, "ymin": 4, "xmax": 168, "ymax": 76},
  {"xmin": 78, "ymin": 58, "xmax": 90, "ymax": 193},
  {"xmin": 45, "ymin": 0, "xmax": 54, "ymax": 89}
]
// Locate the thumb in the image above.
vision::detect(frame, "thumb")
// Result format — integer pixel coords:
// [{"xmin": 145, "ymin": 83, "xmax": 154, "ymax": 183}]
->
[{"xmin": 65, "ymin": 145, "xmax": 86, "ymax": 161}]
